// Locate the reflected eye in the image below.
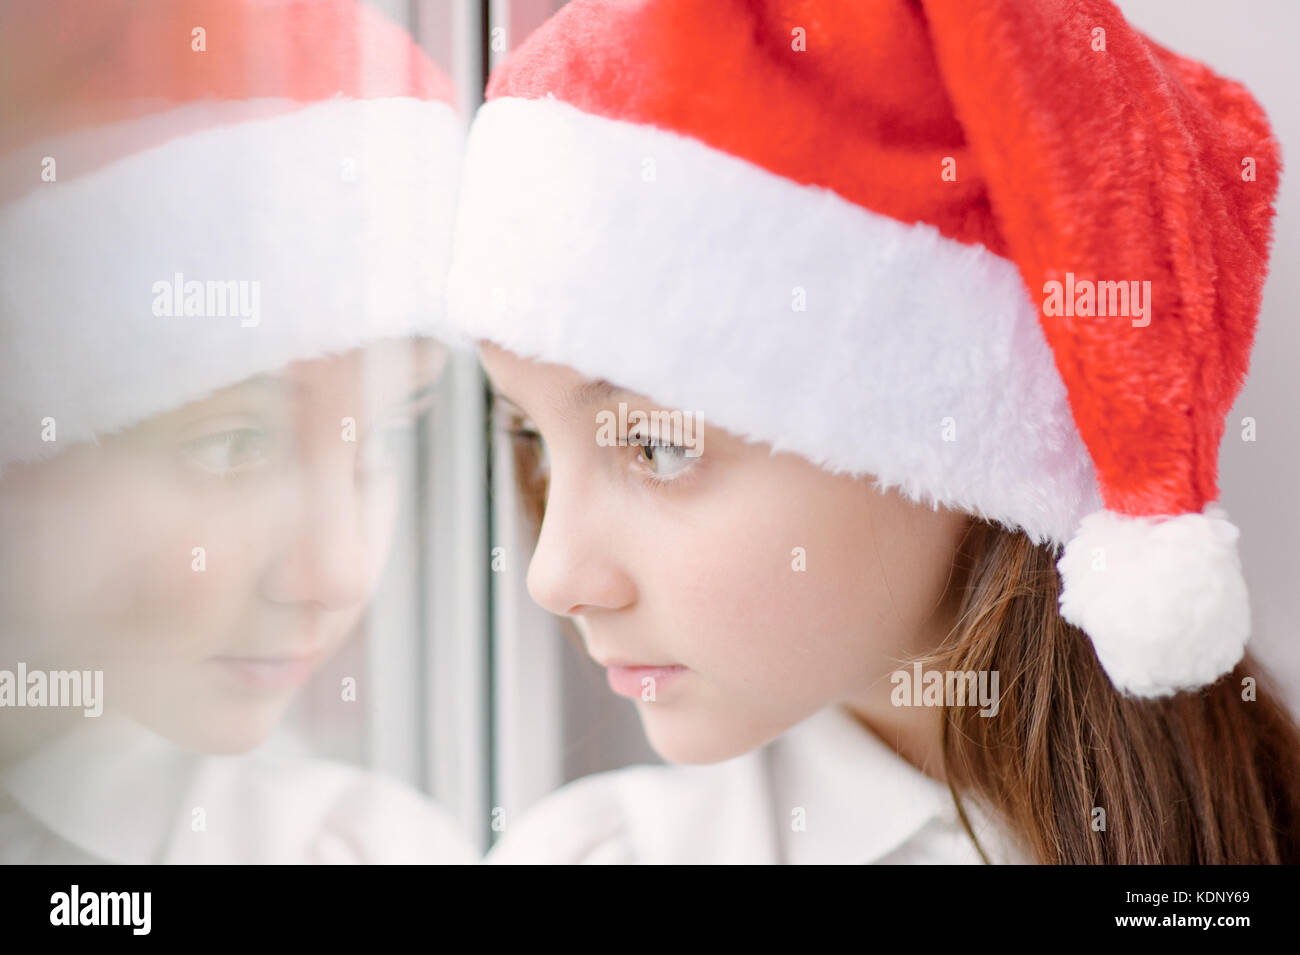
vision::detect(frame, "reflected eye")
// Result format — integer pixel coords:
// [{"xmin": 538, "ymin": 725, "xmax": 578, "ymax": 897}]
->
[{"xmin": 179, "ymin": 428, "xmax": 273, "ymax": 477}]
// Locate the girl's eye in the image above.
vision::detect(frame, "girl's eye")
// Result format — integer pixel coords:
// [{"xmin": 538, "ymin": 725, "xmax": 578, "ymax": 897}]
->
[
  {"xmin": 500, "ymin": 416, "xmax": 550, "ymax": 527},
  {"xmin": 179, "ymin": 428, "xmax": 273, "ymax": 477},
  {"xmin": 629, "ymin": 429, "xmax": 694, "ymax": 482},
  {"xmin": 505, "ymin": 423, "xmax": 550, "ymax": 478}
]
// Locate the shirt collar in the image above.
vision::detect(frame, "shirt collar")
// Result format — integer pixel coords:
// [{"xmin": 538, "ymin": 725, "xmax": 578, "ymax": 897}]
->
[
  {"xmin": 0, "ymin": 710, "xmax": 200, "ymax": 864},
  {"xmin": 767, "ymin": 703, "xmax": 964, "ymax": 864}
]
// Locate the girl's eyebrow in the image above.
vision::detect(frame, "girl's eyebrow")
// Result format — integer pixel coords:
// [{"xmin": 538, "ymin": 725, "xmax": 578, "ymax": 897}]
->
[{"xmin": 557, "ymin": 378, "xmax": 620, "ymax": 416}]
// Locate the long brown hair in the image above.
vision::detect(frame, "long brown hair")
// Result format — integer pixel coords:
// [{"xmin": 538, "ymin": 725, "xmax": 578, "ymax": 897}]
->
[
  {"xmin": 928, "ymin": 516, "xmax": 1300, "ymax": 863},
  {"xmin": 506, "ymin": 419, "xmax": 1300, "ymax": 863}
]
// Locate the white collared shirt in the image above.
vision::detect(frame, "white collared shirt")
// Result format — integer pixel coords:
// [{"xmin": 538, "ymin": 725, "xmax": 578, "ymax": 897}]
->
[
  {"xmin": 0, "ymin": 711, "xmax": 477, "ymax": 864},
  {"xmin": 485, "ymin": 703, "xmax": 1036, "ymax": 864}
]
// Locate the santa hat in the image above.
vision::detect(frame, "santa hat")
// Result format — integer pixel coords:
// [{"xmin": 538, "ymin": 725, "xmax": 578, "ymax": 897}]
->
[
  {"xmin": 446, "ymin": 0, "xmax": 1281, "ymax": 698},
  {"xmin": 0, "ymin": 0, "xmax": 462, "ymax": 473}
]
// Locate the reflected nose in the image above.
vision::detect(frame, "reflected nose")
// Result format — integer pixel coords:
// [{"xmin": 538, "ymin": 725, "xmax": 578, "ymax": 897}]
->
[
  {"xmin": 525, "ymin": 473, "xmax": 636, "ymax": 617},
  {"xmin": 261, "ymin": 459, "xmax": 378, "ymax": 613}
]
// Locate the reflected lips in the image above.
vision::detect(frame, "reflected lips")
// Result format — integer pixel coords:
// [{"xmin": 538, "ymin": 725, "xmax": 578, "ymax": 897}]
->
[
  {"xmin": 212, "ymin": 654, "xmax": 319, "ymax": 690},
  {"xmin": 605, "ymin": 664, "xmax": 687, "ymax": 698}
]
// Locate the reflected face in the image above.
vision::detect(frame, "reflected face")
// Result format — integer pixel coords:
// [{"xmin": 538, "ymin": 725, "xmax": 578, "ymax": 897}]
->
[
  {"xmin": 480, "ymin": 341, "xmax": 971, "ymax": 765},
  {"xmin": 0, "ymin": 338, "xmax": 447, "ymax": 755}
]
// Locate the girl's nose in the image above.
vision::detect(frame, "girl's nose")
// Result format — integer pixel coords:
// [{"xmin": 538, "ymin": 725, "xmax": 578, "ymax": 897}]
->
[
  {"xmin": 525, "ymin": 474, "xmax": 636, "ymax": 618},
  {"xmin": 260, "ymin": 459, "xmax": 380, "ymax": 613}
]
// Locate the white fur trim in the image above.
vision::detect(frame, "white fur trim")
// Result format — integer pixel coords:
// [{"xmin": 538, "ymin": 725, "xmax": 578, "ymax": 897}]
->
[
  {"xmin": 447, "ymin": 96, "xmax": 1102, "ymax": 545},
  {"xmin": 1057, "ymin": 503, "xmax": 1250, "ymax": 697},
  {"xmin": 0, "ymin": 97, "xmax": 463, "ymax": 474}
]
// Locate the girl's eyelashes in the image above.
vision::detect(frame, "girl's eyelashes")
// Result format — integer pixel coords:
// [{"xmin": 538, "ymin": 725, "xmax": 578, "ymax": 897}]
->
[{"xmin": 627, "ymin": 427, "xmax": 700, "ymax": 487}]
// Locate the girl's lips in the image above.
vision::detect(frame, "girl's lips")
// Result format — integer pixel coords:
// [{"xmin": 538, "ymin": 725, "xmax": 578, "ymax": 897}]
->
[
  {"xmin": 210, "ymin": 654, "xmax": 319, "ymax": 691},
  {"xmin": 604, "ymin": 664, "xmax": 687, "ymax": 699}
]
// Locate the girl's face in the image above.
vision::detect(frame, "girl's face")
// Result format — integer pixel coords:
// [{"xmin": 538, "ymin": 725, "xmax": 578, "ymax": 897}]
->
[
  {"xmin": 479, "ymin": 342, "xmax": 973, "ymax": 766},
  {"xmin": 0, "ymin": 338, "xmax": 446, "ymax": 757}
]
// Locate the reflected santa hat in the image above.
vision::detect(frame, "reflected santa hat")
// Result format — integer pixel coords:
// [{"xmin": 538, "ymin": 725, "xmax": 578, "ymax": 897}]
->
[
  {"xmin": 446, "ymin": 0, "xmax": 1281, "ymax": 698},
  {"xmin": 0, "ymin": 0, "xmax": 463, "ymax": 473}
]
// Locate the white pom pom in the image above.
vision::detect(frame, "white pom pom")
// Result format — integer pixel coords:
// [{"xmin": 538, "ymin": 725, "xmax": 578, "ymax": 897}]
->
[{"xmin": 1056, "ymin": 503, "xmax": 1250, "ymax": 698}]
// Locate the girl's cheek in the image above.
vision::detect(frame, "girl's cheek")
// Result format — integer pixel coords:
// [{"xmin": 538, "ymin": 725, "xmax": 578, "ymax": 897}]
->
[
  {"xmin": 655, "ymin": 495, "xmax": 814, "ymax": 667},
  {"xmin": 688, "ymin": 471, "xmax": 900, "ymax": 681},
  {"xmin": 2, "ymin": 455, "xmax": 274, "ymax": 664}
]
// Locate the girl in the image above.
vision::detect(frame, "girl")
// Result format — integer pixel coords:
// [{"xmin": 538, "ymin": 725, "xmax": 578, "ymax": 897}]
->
[{"xmin": 447, "ymin": 0, "xmax": 1300, "ymax": 863}]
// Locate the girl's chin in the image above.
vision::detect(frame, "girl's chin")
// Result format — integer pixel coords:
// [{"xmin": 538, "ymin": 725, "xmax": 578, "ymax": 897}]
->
[
  {"xmin": 635, "ymin": 706, "xmax": 771, "ymax": 766},
  {"xmin": 124, "ymin": 697, "xmax": 295, "ymax": 756}
]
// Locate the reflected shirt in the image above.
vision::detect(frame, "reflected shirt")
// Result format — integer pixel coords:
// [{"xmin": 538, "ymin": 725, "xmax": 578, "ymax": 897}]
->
[{"xmin": 0, "ymin": 710, "xmax": 477, "ymax": 864}]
